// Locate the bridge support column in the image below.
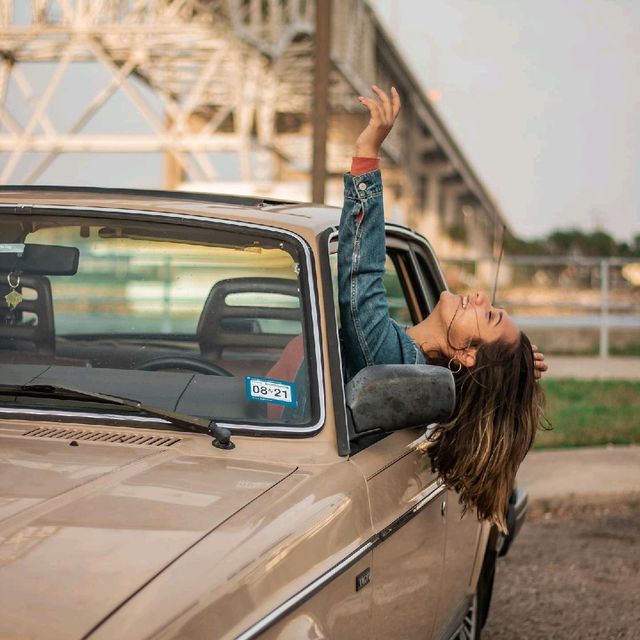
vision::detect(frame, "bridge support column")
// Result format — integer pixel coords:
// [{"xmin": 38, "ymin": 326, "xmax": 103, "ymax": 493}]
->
[
  {"xmin": 414, "ymin": 159, "xmax": 454, "ymax": 245},
  {"xmin": 422, "ymin": 173, "xmax": 442, "ymax": 238}
]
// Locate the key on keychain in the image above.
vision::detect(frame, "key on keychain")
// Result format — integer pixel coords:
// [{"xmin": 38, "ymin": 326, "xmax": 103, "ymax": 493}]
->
[{"xmin": 5, "ymin": 273, "xmax": 23, "ymax": 310}]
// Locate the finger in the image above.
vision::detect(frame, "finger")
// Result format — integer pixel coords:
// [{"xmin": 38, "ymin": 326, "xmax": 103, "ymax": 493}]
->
[
  {"xmin": 534, "ymin": 351, "xmax": 545, "ymax": 360},
  {"xmin": 391, "ymin": 86, "xmax": 401, "ymax": 119},
  {"xmin": 371, "ymin": 85, "xmax": 393, "ymax": 123},
  {"xmin": 378, "ymin": 86, "xmax": 394, "ymax": 123},
  {"xmin": 358, "ymin": 96, "xmax": 383, "ymax": 122},
  {"xmin": 531, "ymin": 344, "xmax": 538, "ymax": 352}
]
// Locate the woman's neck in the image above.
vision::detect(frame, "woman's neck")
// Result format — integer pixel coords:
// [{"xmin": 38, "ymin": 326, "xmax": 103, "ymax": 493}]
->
[{"xmin": 406, "ymin": 314, "xmax": 447, "ymax": 359}]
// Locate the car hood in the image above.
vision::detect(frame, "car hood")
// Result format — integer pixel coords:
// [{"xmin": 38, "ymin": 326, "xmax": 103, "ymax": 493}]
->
[{"xmin": 0, "ymin": 433, "xmax": 296, "ymax": 639}]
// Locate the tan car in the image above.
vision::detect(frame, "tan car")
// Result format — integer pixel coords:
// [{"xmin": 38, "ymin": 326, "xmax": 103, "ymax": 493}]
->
[{"xmin": 0, "ymin": 187, "xmax": 527, "ymax": 640}]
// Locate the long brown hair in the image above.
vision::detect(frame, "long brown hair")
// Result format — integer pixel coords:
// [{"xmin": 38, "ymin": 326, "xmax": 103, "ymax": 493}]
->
[{"xmin": 425, "ymin": 332, "xmax": 545, "ymax": 532}]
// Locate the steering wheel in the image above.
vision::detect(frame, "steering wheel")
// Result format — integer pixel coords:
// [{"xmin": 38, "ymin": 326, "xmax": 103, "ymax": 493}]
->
[{"xmin": 135, "ymin": 355, "xmax": 233, "ymax": 376}]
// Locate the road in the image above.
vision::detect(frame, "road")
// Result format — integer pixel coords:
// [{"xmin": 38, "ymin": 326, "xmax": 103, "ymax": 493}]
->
[{"xmin": 482, "ymin": 497, "xmax": 640, "ymax": 639}]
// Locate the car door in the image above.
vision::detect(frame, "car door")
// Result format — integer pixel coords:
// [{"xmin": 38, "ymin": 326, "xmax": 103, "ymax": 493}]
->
[
  {"xmin": 346, "ymin": 238, "xmax": 447, "ymax": 640},
  {"xmin": 433, "ymin": 488, "xmax": 484, "ymax": 634},
  {"xmin": 349, "ymin": 432, "xmax": 446, "ymax": 640}
]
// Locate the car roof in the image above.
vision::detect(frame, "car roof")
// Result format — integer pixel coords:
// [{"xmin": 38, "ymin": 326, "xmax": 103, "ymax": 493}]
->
[{"xmin": 0, "ymin": 185, "xmax": 345, "ymax": 238}]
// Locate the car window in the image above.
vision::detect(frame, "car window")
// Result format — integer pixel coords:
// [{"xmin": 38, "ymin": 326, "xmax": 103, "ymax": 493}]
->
[
  {"xmin": 329, "ymin": 251, "xmax": 417, "ymax": 327},
  {"xmin": 0, "ymin": 214, "xmax": 317, "ymax": 429},
  {"xmin": 383, "ymin": 253, "xmax": 414, "ymax": 324}
]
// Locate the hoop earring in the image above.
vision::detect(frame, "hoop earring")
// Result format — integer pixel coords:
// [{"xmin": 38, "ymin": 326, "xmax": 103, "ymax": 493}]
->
[{"xmin": 448, "ymin": 357, "xmax": 463, "ymax": 374}]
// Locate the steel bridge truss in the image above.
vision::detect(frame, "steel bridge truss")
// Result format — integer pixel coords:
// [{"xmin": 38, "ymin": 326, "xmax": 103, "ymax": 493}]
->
[{"xmin": 0, "ymin": 0, "xmax": 505, "ymax": 254}]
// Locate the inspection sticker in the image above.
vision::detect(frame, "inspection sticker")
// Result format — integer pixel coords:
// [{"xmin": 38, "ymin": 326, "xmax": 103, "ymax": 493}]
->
[{"xmin": 245, "ymin": 376, "xmax": 297, "ymax": 406}]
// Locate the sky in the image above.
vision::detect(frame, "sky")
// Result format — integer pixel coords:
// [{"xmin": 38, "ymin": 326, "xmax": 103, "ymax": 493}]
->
[{"xmin": 369, "ymin": 0, "xmax": 640, "ymax": 241}]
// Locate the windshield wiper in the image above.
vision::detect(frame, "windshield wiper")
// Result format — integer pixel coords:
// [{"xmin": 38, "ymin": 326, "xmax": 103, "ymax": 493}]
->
[{"xmin": 0, "ymin": 383, "xmax": 235, "ymax": 450}]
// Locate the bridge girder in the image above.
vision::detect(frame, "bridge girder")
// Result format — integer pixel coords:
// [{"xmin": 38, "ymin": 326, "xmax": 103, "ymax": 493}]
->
[{"xmin": 0, "ymin": 0, "xmax": 507, "ymax": 255}]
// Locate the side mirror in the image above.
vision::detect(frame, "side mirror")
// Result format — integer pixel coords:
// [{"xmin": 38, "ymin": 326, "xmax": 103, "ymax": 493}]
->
[{"xmin": 345, "ymin": 364, "xmax": 455, "ymax": 435}]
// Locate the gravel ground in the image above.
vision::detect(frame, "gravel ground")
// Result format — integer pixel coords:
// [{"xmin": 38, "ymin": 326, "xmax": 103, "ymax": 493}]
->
[{"xmin": 482, "ymin": 496, "xmax": 640, "ymax": 640}]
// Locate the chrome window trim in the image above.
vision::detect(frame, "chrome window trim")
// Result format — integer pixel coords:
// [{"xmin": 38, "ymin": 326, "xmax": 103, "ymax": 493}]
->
[
  {"xmin": 325, "ymin": 230, "xmax": 350, "ymax": 453},
  {"xmin": 0, "ymin": 203, "xmax": 326, "ymax": 436},
  {"xmin": 235, "ymin": 480, "xmax": 446, "ymax": 640}
]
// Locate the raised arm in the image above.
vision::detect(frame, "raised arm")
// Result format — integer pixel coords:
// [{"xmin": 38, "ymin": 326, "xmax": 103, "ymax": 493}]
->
[{"xmin": 338, "ymin": 87, "xmax": 424, "ymax": 381}]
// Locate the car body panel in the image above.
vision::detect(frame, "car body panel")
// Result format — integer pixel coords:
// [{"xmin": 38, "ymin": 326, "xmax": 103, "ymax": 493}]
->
[
  {"xmin": 434, "ymin": 489, "xmax": 485, "ymax": 634},
  {"xmin": 0, "ymin": 422, "xmax": 299, "ymax": 639},
  {"xmin": 0, "ymin": 187, "xmax": 516, "ymax": 639},
  {"xmin": 89, "ymin": 457, "xmax": 373, "ymax": 640},
  {"xmin": 349, "ymin": 429, "xmax": 446, "ymax": 640}
]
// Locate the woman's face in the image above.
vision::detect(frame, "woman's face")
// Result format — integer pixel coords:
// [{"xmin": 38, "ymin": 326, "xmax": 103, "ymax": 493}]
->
[{"xmin": 434, "ymin": 290, "xmax": 520, "ymax": 351}]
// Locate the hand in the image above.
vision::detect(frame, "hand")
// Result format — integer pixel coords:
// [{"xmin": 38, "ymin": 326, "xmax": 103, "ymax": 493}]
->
[
  {"xmin": 532, "ymin": 345, "xmax": 548, "ymax": 380},
  {"xmin": 355, "ymin": 86, "xmax": 401, "ymax": 158}
]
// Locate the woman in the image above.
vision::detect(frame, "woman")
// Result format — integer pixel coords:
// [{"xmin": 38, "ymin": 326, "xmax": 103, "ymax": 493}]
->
[{"xmin": 339, "ymin": 86, "xmax": 547, "ymax": 532}]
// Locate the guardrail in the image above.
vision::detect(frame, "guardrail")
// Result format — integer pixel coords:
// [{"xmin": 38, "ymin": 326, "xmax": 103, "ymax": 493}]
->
[{"xmin": 439, "ymin": 256, "xmax": 640, "ymax": 357}]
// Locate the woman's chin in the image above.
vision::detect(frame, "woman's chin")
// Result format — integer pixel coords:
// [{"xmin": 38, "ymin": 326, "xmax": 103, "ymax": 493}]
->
[{"xmin": 436, "ymin": 291, "xmax": 459, "ymax": 318}]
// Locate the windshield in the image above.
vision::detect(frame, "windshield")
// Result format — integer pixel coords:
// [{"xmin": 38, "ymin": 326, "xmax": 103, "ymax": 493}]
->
[{"xmin": 0, "ymin": 211, "xmax": 317, "ymax": 429}]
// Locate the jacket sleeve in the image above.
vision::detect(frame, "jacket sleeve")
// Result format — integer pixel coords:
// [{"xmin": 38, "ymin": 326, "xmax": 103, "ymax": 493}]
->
[{"xmin": 338, "ymin": 169, "xmax": 424, "ymax": 382}]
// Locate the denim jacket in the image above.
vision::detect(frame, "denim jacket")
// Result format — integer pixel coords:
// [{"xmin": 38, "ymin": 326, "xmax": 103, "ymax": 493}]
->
[{"xmin": 338, "ymin": 169, "xmax": 425, "ymax": 383}]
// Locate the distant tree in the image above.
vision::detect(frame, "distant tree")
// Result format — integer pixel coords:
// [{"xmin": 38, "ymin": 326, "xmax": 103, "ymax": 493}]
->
[
  {"xmin": 619, "ymin": 241, "xmax": 631, "ymax": 256},
  {"xmin": 505, "ymin": 227, "xmax": 637, "ymax": 257},
  {"xmin": 545, "ymin": 229, "xmax": 581, "ymax": 255},
  {"xmin": 582, "ymin": 230, "xmax": 618, "ymax": 256},
  {"xmin": 504, "ymin": 233, "xmax": 544, "ymax": 255}
]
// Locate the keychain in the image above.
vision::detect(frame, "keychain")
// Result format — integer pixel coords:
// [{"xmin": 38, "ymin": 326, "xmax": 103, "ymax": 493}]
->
[{"xmin": 5, "ymin": 272, "xmax": 23, "ymax": 310}]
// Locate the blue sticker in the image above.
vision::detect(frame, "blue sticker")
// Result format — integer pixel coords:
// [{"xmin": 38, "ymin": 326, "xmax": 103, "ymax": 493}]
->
[{"xmin": 245, "ymin": 376, "xmax": 297, "ymax": 406}]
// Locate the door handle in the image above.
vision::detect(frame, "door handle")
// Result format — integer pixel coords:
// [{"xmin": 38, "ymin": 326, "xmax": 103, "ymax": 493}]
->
[{"xmin": 441, "ymin": 499, "xmax": 446, "ymax": 517}]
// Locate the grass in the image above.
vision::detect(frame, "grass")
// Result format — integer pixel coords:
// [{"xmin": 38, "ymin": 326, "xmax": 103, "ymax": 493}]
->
[
  {"xmin": 534, "ymin": 379, "xmax": 640, "ymax": 449},
  {"xmin": 541, "ymin": 343, "xmax": 640, "ymax": 357},
  {"xmin": 610, "ymin": 343, "xmax": 640, "ymax": 357}
]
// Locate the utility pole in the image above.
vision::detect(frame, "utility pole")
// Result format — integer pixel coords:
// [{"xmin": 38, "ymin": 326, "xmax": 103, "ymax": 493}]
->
[{"xmin": 311, "ymin": 0, "xmax": 332, "ymax": 203}]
